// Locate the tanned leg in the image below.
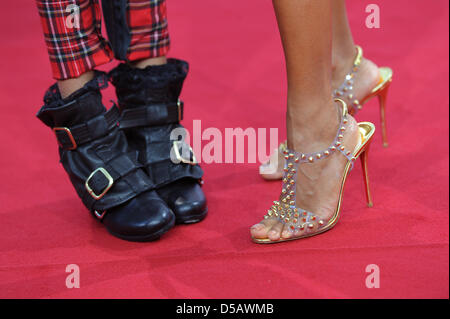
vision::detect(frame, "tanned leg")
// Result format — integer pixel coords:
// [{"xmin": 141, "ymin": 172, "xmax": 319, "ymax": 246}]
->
[
  {"xmin": 251, "ymin": 0, "xmax": 360, "ymax": 241},
  {"xmin": 331, "ymin": 0, "xmax": 380, "ymax": 102}
]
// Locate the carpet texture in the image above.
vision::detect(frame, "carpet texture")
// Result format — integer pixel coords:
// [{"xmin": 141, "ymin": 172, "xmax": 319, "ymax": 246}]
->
[{"xmin": 0, "ymin": 0, "xmax": 448, "ymax": 298}]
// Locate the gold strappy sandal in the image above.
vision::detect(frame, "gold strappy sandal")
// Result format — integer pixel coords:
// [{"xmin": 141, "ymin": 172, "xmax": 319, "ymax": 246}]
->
[{"xmin": 252, "ymin": 99, "xmax": 375, "ymax": 244}]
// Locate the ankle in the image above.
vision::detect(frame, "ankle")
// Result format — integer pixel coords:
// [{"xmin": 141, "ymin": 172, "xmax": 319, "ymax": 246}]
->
[
  {"xmin": 131, "ymin": 56, "xmax": 167, "ymax": 69},
  {"xmin": 287, "ymin": 99, "xmax": 340, "ymax": 153},
  {"xmin": 332, "ymin": 46, "xmax": 356, "ymax": 84},
  {"xmin": 57, "ymin": 71, "xmax": 95, "ymax": 99}
]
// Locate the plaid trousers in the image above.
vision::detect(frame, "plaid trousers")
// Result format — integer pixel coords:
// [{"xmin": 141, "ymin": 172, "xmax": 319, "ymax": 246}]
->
[{"xmin": 36, "ymin": 0, "xmax": 170, "ymax": 80}]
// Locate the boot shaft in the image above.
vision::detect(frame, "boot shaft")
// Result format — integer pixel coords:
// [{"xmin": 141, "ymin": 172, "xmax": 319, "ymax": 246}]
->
[
  {"xmin": 109, "ymin": 59, "xmax": 189, "ymax": 109},
  {"xmin": 37, "ymin": 71, "xmax": 108, "ymax": 128}
]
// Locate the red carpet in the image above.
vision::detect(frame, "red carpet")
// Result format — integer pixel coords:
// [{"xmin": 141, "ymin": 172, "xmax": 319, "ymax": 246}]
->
[{"xmin": 0, "ymin": 0, "xmax": 448, "ymax": 299}]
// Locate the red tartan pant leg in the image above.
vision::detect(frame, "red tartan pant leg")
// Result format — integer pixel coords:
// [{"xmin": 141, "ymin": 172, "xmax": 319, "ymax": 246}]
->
[
  {"xmin": 126, "ymin": 0, "xmax": 170, "ymax": 62},
  {"xmin": 36, "ymin": 0, "xmax": 114, "ymax": 80}
]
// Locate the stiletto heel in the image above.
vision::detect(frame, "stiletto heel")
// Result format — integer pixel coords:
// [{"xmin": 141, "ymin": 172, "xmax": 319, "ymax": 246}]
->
[
  {"xmin": 359, "ymin": 145, "xmax": 373, "ymax": 208},
  {"xmin": 377, "ymin": 80, "xmax": 391, "ymax": 148},
  {"xmin": 252, "ymin": 100, "xmax": 376, "ymax": 244},
  {"xmin": 259, "ymin": 45, "xmax": 392, "ymax": 181}
]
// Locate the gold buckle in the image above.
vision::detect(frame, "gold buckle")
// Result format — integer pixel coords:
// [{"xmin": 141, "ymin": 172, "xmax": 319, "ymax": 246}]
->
[
  {"xmin": 53, "ymin": 127, "xmax": 77, "ymax": 150},
  {"xmin": 85, "ymin": 167, "xmax": 114, "ymax": 200},
  {"xmin": 177, "ymin": 99, "xmax": 183, "ymax": 122},
  {"xmin": 172, "ymin": 141, "xmax": 198, "ymax": 165}
]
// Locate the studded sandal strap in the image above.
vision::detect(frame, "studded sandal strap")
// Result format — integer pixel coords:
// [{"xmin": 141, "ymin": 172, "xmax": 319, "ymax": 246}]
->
[
  {"xmin": 281, "ymin": 99, "xmax": 352, "ymax": 165},
  {"xmin": 334, "ymin": 45, "xmax": 363, "ymax": 115},
  {"xmin": 264, "ymin": 99, "xmax": 356, "ymax": 233}
]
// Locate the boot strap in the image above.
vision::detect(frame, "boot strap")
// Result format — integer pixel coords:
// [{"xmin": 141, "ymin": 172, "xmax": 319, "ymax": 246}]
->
[
  {"xmin": 53, "ymin": 106, "xmax": 120, "ymax": 150},
  {"xmin": 119, "ymin": 100, "xmax": 183, "ymax": 129},
  {"xmin": 80, "ymin": 151, "xmax": 153, "ymax": 213},
  {"xmin": 139, "ymin": 139, "xmax": 202, "ymax": 187},
  {"xmin": 84, "ymin": 153, "xmax": 142, "ymax": 200}
]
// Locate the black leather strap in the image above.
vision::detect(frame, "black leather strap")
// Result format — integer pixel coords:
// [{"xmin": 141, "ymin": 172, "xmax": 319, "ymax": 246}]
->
[
  {"xmin": 119, "ymin": 101, "xmax": 183, "ymax": 129},
  {"xmin": 102, "ymin": 153, "xmax": 143, "ymax": 181},
  {"xmin": 81, "ymin": 151, "xmax": 152, "ymax": 210},
  {"xmin": 137, "ymin": 140, "xmax": 196, "ymax": 164},
  {"xmin": 135, "ymin": 139, "xmax": 202, "ymax": 187},
  {"xmin": 54, "ymin": 106, "xmax": 120, "ymax": 150}
]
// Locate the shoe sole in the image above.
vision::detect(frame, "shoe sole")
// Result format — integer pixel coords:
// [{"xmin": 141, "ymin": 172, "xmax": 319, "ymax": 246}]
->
[{"xmin": 107, "ymin": 213, "xmax": 176, "ymax": 242}]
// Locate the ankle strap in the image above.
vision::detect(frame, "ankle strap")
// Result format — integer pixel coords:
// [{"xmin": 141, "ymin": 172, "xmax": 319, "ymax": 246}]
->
[
  {"xmin": 334, "ymin": 45, "xmax": 363, "ymax": 114},
  {"xmin": 53, "ymin": 106, "xmax": 120, "ymax": 150},
  {"xmin": 282, "ymin": 99, "xmax": 355, "ymax": 165},
  {"xmin": 119, "ymin": 100, "xmax": 183, "ymax": 129}
]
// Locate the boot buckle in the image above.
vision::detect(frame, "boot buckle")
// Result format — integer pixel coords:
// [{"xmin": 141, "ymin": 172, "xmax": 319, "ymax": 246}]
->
[
  {"xmin": 53, "ymin": 127, "xmax": 77, "ymax": 150},
  {"xmin": 85, "ymin": 167, "xmax": 114, "ymax": 200},
  {"xmin": 172, "ymin": 141, "xmax": 198, "ymax": 165}
]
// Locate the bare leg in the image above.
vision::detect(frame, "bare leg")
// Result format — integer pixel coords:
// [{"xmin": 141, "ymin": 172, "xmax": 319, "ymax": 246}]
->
[
  {"xmin": 57, "ymin": 71, "xmax": 94, "ymax": 99},
  {"xmin": 57, "ymin": 55, "xmax": 167, "ymax": 99},
  {"xmin": 332, "ymin": 0, "xmax": 380, "ymax": 99},
  {"xmin": 251, "ymin": 0, "xmax": 360, "ymax": 241},
  {"xmin": 275, "ymin": 0, "xmax": 336, "ymax": 152},
  {"xmin": 331, "ymin": 0, "xmax": 355, "ymax": 73},
  {"xmin": 131, "ymin": 56, "xmax": 167, "ymax": 69},
  {"xmin": 260, "ymin": 0, "xmax": 381, "ymax": 179}
]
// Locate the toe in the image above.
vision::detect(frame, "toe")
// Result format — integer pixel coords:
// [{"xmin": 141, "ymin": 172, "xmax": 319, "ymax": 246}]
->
[
  {"xmin": 268, "ymin": 222, "xmax": 284, "ymax": 241},
  {"xmin": 304, "ymin": 222, "xmax": 320, "ymax": 235},
  {"xmin": 281, "ymin": 224, "xmax": 294, "ymax": 239},
  {"xmin": 250, "ymin": 217, "xmax": 279, "ymax": 239},
  {"xmin": 292, "ymin": 226, "xmax": 307, "ymax": 238},
  {"xmin": 250, "ymin": 223, "xmax": 266, "ymax": 238}
]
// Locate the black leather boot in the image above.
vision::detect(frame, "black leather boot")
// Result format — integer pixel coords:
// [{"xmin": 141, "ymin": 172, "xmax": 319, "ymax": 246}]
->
[
  {"xmin": 110, "ymin": 59, "xmax": 207, "ymax": 224},
  {"xmin": 36, "ymin": 72, "xmax": 175, "ymax": 241}
]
